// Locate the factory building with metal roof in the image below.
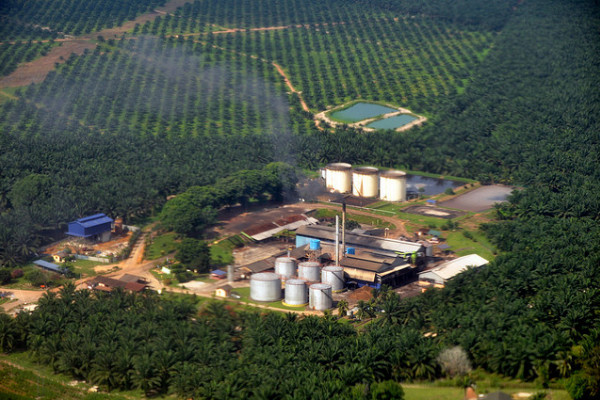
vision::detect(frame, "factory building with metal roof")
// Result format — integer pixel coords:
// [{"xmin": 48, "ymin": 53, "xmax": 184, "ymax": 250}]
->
[
  {"xmin": 66, "ymin": 213, "xmax": 113, "ymax": 242},
  {"xmin": 339, "ymin": 251, "xmax": 414, "ymax": 289},
  {"xmin": 418, "ymin": 254, "xmax": 488, "ymax": 285},
  {"xmin": 295, "ymin": 225, "xmax": 424, "ymax": 257}
]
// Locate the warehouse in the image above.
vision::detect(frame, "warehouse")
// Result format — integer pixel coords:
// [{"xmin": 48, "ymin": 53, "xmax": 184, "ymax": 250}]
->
[
  {"xmin": 66, "ymin": 213, "xmax": 114, "ymax": 242},
  {"xmin": 418, "ymin": 254, "xmax": 488, "ymax": 286},
  {"xmin": 340, "ymin": 250, "xmax": 414, "ymax": 289}
]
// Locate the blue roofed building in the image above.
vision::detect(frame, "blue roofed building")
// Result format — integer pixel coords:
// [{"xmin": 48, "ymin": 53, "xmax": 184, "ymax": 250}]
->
[
  {"xmin": 67, "ymin": 213, "xmax": 113, "ymax": 242},
  {"xmin": 33, "ymin": 260, "xmax": 69, "ymax": 275}
]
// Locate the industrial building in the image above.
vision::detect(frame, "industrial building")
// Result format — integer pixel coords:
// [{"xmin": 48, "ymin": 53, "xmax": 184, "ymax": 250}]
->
[
  {"xmin": 418, "ymin": 254, "xmax": 488, "ymax": 286},
  {"xmin": 295, "ymin": 225, "xmax": 424, "ymax": 259},
  {"xmin": 340, "ymin": 250, "xmax": 414, "ymax": 289},
  {"xmin": 66, "ymin": 213, "xmax": 114, "ymax": 242}
]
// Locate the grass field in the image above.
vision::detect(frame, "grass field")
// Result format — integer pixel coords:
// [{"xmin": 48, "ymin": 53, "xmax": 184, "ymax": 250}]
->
[
  {"xmin": 145, "ymin": 232, "xmax": 178, "ymax": 260},
  {"xmin": 403, "ymin": 384, "xmax": 569, "ymax": 400}
]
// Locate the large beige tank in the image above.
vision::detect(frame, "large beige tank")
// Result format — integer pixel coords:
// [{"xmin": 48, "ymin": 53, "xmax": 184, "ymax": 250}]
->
[
  {"xmin": 352, "ymin": 166, "xmax": 379, "ymax": 198},
  {"xmin": 325, "ymin": 163, "xmax": 352, "ymax": 193},
  {"xmin": 379, "ymin": 170, "xmax": 407, "ymax": 202}
]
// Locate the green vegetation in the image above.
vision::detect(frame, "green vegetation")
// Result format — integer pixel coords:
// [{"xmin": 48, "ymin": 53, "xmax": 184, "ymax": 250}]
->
[
  {"xmin": 144, "ymin": 232, "xmax": 178, "ymax": 260},
  {"xmin": 0, "ymin": 0, "xmax": 599, "ymax": 397},
  {"xmin": 0, "ymin": 0, "xmax": 166, "ymax": 36},
  {"xmin": 0, "ymin": 41, "xmax": 56, "ymax": 77}
]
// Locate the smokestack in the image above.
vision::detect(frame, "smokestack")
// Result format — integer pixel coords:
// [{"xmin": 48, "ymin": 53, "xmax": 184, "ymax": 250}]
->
[
  {"xmin": 227, "ymin": 265, "xmax": 234, "ymax": 283},
  {"xmin": 342, "ymin": 200, "xmax": 346, "ymax": 257},
  {"xmin": 335, "ymin": 215, "xmax": 339, "ymax": 267}
]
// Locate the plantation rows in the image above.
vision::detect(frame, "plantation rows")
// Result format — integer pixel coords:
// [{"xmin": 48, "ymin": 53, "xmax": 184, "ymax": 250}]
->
[
  {"xmin": 207, "ymin": 17, "xmax": 493, "ymax": 111},
  {"xmin": 0, "ymin": 18, "xmax": 61, "ymax": 41},
  {"xmin": 0, "ymin": 40, "xmax": 55, "ymax": 77},
  {"xmin": 150, "ymin": 0, "xmax": 384, "ymax": 32},
  {"xmin": 4, "ymin": 36, "xmax": 307, "ymax": 140},
  {"xmin": 0, "ymin": 0, "xmax": 166, "ymax": 36}
]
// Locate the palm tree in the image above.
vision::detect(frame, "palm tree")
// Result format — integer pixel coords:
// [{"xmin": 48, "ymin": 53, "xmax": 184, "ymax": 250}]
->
[{"xmin": 337, "ymin": 300, "xmax": 349, "ymax": 318}]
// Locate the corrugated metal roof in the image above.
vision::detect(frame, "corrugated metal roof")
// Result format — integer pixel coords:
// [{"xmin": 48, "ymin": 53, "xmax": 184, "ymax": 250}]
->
[
  {"xmin": 33, "ymin": 260, "xmax": 67, "ymax": 274},
  {"xmin": 419, "ymin": 254, "xmax": 488, "ymax": 282},
  {"xmin": 296, "ymin": 225, "xmax": 422, "ymax": 254},
  {"xmin": 78, "ymin": 215, "xmax": 113, "ymax": 228},
  {"xmin": 248, "ymin": 216, "xmax": 318, "ymax": 241},
  {"xmin": 343, "ymin": 267, "xmax": 377, "ymax": 282}
]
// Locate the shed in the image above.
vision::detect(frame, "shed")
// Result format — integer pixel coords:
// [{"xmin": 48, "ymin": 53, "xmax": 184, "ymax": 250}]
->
[
  {"xmin": 215, "ymin": 284, "xmax": 232, "ymax": 298},
  {"xmin": 426, "ymin": 199, "xmax": 437, "ymax": 206},
  {"xmin": 33, "ymin": 260, "xmax": 68, "ymax": 275},
  {"xmin": 418, "ymin": 254, "xmax": 488, "ymax": 285},
  {"xmin": 210, "ymin": 269, "xmax": 227, "ymax": 279},
  {"xmin": 67, "ymin": 213, "xmax": 113, "ymax": 242}
]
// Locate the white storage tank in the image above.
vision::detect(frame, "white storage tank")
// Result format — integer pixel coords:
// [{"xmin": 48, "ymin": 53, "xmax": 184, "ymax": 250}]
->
[
  {"xmin": 298, "ymin": 261, "xmax": 321, "ymax": 282},
  {"xmin": 379, "ymin": 170, "xmax": 407, "ymax": 202},
  {"xmin": 250, "ymin": 272, "xmax": 282, "ymax": 302},
  {"xmin": 325, "ymin": 163, "xmax": 352, "ymax": 193},
  {"xmin": 352, "ymin": 166, "xmax": 379, "ymax": 198},
  {"xmin": 321, "ymin": 266, "xmax": 345, "ymax": 292},
  {"xmin": 309, "ymin": 283, "xmax": 333, "ymax": 310},
  {"xmin": 283, "ymin": 279, "xmax": 308, "ymax": 306},
  {"xmin": 275, "ymin": 257, "xmax": 296, "ymax": 279}
]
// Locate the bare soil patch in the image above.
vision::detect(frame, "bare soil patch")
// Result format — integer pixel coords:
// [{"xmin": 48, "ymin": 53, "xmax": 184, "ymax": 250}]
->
[
  {"xmin": 402, "ymin": 205, "xmax": 466, "ymax": 220},
  {"xmin": 0, "ymin": 40, "xmax": 95, "ymax": 88}
]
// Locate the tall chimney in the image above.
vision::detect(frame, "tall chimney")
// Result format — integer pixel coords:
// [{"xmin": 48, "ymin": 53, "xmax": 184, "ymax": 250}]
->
[
  {"xmin": 335, "ymin": 215, "xmax": 339, "ymax": 267},
  {"xmin": 342, "ymin": 201, "xmax": 346, "ymax": 257}
]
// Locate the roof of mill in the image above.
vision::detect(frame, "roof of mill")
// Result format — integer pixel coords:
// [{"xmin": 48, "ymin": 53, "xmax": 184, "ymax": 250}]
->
[{"xmin": 296, "ymin": 225, "xmax": 423, "ymax": 254}]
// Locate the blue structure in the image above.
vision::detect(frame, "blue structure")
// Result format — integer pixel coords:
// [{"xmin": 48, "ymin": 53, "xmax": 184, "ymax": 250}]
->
[
  {"xmin": 67, "ymin": 213, "xmax": 113, "ymax": 238},
  {"xmin": 33, "ymin": 260, "xmax": 69, "ymax": 275},
  {"xmin": 309, "ymin": 239, "xmax": 321, "ymax": 250}
]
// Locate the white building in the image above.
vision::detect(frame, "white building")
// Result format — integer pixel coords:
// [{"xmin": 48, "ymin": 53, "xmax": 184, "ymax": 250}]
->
[{"xmin": 419, "ymin": 254, "xmax": 488, "ymax": 285}]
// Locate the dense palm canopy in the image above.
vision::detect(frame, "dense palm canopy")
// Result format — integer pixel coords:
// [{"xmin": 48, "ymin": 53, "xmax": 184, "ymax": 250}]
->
[{"xmin": 0, "ymin": 0, "xmax": 599, "ymax": 397}]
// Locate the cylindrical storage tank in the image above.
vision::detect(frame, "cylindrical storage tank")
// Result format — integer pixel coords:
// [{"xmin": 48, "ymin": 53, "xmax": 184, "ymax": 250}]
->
[
  {"xmin": 309, "ymin": 283, "xmax": 333, "ymax": 310},
  {"xmin": 352, "ymin": 166, "xmax": 379, "ymax": 198},
  {"xmin": 275, "ymin": 257, "xmax": 296, "ymax": 279},
  {"xmin": 250, "ymin": 273, "xmax": 281, "ymax": 302},
  {"xmin": 325, "ymin": 163, "xmax": 352, "ymax": 193},
  {"xmin": 283, "ymin": 279, "xmax": 308, "ymax": 306},
  {"xmin": 379, "ymin": 170, "xmax": 407, "ymax": 202},
  {"xmin": 309, "ymin": 239, "xmax": 321, "ymax": 251},
  {"xmin": 298, "ymin": 261, "xmax": 321, "ymax": 282},
  {"xmin": 321, "ymin": 266, "xmax": 345, "ymax": 292},
  {"xmin": 346, "ymin": 247, "xmax": 355, "ymax": 255}
]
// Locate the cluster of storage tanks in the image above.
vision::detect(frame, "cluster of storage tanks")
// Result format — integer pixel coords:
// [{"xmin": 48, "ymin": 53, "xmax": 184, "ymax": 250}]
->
[
  {"xmin": 249, "ymin": 247, "xmax": 344, "ymax": 310},
  {"xmin": 324, "ymin": 163, "xmax": 407, "ymax": 202}
]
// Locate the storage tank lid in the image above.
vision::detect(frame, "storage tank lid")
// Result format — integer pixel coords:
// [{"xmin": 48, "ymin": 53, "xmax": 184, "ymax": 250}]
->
[
  {"xmin": 353, "ymin": 166, "xmax": 378, "ymax": 175},
  {"xmin": 299, "ymin": 261, "xmax": 321, "ymax": 268},
  {"xmin": 251, "ymin": 272, "xmax": 280, "ymax": 281},
  {"xmin": 310, "ymin": 283, "xmax": 332, "ymax": 290},
  {"xmin": 326, "ymin": 162, "xmax": 352, "ymax": 171},
  {"xmin": 322, "ymin": 265, "xmax": 344, "ymax": 272},
  {"xmin": 276, "ymin": 257, "xmax": 295, "ymax": 263},
  {"xmin": 286, "ymin": 279, "xmax": 306, "ymax": 285},
  {"xmin": 380, "ymin": 170, "xmax": 406, "ymax": 178}
]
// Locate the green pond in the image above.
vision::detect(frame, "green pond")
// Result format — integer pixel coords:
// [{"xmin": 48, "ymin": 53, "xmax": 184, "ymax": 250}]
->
[
  {"xmin": 330, "ymin": 102, "xmax": 396, "ymax": 123},
  {"xmin": 366, "ymin": 114, "xmax": 417, "ymax": 130}
]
